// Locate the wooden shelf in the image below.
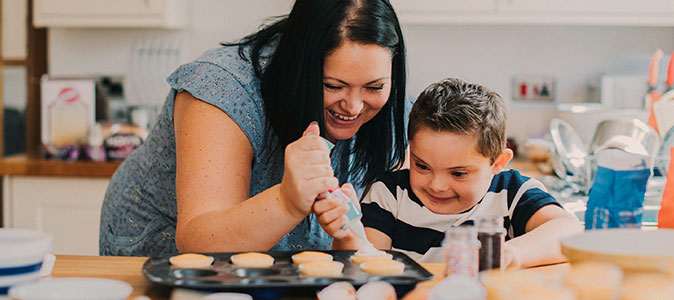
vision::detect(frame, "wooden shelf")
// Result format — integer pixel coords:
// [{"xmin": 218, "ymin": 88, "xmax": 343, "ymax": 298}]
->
[{"xmin": 0, "ymin": 154, "xmax": 121, "ymax": 177}]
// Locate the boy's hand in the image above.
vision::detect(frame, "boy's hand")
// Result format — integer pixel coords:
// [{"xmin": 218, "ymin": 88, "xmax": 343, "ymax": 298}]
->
[
  {"xmin": 502, "ymin": 243, "xmax": 523, "ymax": 270},
  {"xmin": 313, "ymin": 183, "xmax": 359, "ymax": 240}
]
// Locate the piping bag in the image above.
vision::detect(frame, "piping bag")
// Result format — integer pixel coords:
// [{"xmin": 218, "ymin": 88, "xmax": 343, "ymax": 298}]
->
[{"xmin": 312, "ymin": 133, "xmax": 372, "ymax": 245}]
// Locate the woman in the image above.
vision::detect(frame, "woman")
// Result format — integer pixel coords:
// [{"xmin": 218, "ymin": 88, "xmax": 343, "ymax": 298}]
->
[{"xmin": 99, "ymin": 0, "xmax": 407, "ymax": 257}]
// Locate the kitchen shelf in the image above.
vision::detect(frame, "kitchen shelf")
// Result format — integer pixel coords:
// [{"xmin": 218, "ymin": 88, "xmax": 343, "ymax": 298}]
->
[{"xmin": 0, "ymin": 154, "xmax": 121, "ymax": 177}]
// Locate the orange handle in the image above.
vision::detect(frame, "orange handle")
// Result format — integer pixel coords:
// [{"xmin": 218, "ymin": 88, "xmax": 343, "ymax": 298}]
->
[
  {"xmin": 667, "ymin": 51, "xmax": 674, "ymax": 89},
  {"xmin": 649, "ymin": 49, "xmax": 664, "ymax": 88}
]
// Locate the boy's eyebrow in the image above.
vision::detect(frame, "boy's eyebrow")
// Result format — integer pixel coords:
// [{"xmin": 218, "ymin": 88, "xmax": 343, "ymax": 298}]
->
[
  {"xmin": 410, "ymin": 152, "xmax": 472, "ymax": 170},
  {"xmin": 323, "ymin": 77, "xmax": 389, "ymax": 85}
]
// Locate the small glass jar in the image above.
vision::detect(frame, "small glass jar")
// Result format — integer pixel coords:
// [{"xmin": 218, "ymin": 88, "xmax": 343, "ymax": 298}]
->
[
  {"xmin": 476, "ymin": 216, "xmax": 506, "ymax": 271},
  {"xmin": 443, "ymin": 225, "xmax": 480, "ymax": 279}
]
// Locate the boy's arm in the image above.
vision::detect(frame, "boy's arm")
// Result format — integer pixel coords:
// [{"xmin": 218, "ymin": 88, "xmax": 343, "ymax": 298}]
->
[
  {"xmin": 365, "ymin": 227, "xmax": 392, "ymax": 250},
  {"xmin": 505, "ymin": 204, "xmax": 583, "ymax": 268}
]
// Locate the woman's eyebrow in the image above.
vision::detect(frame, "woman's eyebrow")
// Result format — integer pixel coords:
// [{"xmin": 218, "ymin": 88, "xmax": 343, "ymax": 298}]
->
[{"xmin": 323, "ymin": 77, "xmax": 389, "ymax": 85}]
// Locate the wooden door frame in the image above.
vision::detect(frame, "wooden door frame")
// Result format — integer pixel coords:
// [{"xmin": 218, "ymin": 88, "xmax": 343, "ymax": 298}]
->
[{"xmin": 26, "ymin": 0, "xmax": 47, "ymax": 158}]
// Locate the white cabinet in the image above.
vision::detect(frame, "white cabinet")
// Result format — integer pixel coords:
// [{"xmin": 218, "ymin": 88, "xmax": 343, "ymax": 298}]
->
[
  {"xmin": 1, "ymin": 0, "xmax": 28, "ymax": 60},
  {"xmin": 3, "ymin": 176, "xmax": 110, "ymax": 255},
  {"xmin": 391, "ymin": 0, "xmax": 674, "ymax": 26},
  {"xmin": 33, "ymin": 0, "xmax": 188, "ymax": 28}
]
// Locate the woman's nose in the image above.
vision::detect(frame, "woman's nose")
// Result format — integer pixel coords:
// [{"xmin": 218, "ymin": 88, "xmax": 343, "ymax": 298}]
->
[{"xmin": 339, "ymin": 90, "xmax": 364, "ymax": 114}]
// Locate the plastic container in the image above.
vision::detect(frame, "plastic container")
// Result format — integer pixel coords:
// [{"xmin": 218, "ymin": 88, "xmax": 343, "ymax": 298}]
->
[
  {"xmin": 476, "ymin": 217, "xmax": 505, "ymax": 271},
  {"xmin": 427, "ymin": 274, "xmax": 486, "ymax": 300},
  {"xmin": 0, "ymin": 229, "xmax": 52, "ymax": 295},
  {"xmin": 443, "ymin": 226, "xmax": 480, "ymax": 279},
  {"xmin": 8, "ymin": 277, "xmax": 131, "ymax": 300}
]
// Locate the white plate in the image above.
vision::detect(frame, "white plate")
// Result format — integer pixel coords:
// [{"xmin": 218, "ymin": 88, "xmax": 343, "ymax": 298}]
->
[
  {"xmin": 8, "ymin": 277, "xmax": 132, "ymax": 300},
  {"xmin": 561, "ymin": 228, "xmax": 674, "ymax": 273}
]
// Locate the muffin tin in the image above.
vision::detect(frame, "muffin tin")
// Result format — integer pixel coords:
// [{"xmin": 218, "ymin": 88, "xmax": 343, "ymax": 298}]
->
[{"xmin": 143, "ymin": 250, "xmax": 433, "ymax": 293}]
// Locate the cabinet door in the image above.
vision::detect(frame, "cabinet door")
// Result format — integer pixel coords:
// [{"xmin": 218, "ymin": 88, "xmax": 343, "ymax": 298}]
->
[
  {"xmin": 37, "ymin": 0, "xmax": 164, "ymax": 16},
  {"xmin": 34, "ymin": 0, "xmax": 187, "ymax": 28},
  {"xmin": 501, "ymin": 0, "xmax": 674, "ymax": 14},
  {"xmin": 4, "ymin": 176, "xmax": 110, "ymax": 255},
  {"xmin": 391, "ymin": 0, "xmax": 499, "ymax": 23},
  {"xmin": 391, "ymin": 0, "xmax": 498, "ymax": 13}
]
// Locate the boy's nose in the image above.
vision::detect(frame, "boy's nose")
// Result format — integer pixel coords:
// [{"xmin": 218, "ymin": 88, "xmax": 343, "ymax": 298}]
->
[{"xmin": 428, "ymin": 176, "xmax": 449, "ymax": 193}]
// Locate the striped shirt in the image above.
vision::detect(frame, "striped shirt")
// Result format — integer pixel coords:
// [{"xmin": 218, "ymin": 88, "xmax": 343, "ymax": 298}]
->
[{"xmin": 360, "ymin": 169, "xmax": 561, "ymax": 263}]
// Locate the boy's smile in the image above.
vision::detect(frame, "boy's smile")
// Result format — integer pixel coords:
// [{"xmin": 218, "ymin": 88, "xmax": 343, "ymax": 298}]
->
[{"xmin": 409, "ymin": 127, "xmax": 501, "ymax": 215}]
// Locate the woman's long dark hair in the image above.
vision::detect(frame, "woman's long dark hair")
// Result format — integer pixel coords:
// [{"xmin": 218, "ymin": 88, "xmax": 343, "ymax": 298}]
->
[{"xmin": 225, "ymin": 0, "xmax": 407, "ymax": 187}]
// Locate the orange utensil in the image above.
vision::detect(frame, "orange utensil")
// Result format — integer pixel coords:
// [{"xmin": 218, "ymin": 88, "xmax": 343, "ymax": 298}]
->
[
  {"xmin": 647, "ymin": 49, "xmax": 664, "ymax": 133},
  {"xmin": 666, "ymin": 50, "xmax": 674, "ymax": 92},
  {"xmin": 658, "ymin": 147, "xmax": 674, "ymax": 228}
]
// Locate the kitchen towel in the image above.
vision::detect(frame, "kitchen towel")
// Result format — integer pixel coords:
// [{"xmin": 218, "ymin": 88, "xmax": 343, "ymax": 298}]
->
[
  {"xmin": 658, "ymin": 147, "xmax": 674, "ymax": 228},
  {"xmin": 585, "ymin": 147, "xmax": 651, "ymax": 229}
]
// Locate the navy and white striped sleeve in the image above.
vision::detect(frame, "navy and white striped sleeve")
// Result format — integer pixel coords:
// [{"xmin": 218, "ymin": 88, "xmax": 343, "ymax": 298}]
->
[
  {"xmin": 496, "ymin": 170, "xmax": 562, "ymax": 237},
  {"xmin": 360, "ymin": 179, "xmax": 399, "ymax": 239}
]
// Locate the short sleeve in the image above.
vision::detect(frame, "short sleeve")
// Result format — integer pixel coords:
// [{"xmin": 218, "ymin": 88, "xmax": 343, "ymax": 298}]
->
[
  {"xmin": 508, "ymin": 174, "xmax": 562, "ymax": 236},
  {"xmin": 166, "ymin": 61, "xmax": 266, "ymax": 158},
  {"xmin": 361, "ymin": 181, "xmax": 398, "ymax": 239}
]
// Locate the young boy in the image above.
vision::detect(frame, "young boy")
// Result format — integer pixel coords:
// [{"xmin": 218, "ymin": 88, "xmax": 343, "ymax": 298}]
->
[{"xmin": 314, "ymin": 78, "xmax": 582, "ymax": 268}]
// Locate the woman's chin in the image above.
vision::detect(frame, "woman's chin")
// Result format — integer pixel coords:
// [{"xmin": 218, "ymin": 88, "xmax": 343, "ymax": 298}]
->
[{"xmin": 325, "ymin": 128, "xmax": 359, "ymax": 141}]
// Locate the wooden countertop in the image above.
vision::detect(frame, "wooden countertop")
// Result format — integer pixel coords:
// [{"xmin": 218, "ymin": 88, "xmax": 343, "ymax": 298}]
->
[
  {"xmin": 50, "ymin": 255, "xmax": 569, "ymax": 300},
  {"xmin": 0, "ymin": 154, "xmax": 121, "ymax": 177}
]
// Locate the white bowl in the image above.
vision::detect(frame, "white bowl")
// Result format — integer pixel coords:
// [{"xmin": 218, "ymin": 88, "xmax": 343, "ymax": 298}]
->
[
  {"xmin": 561, "ymin": 228, "xmax": 674, "ymax": 274},
  {"xmin": 9, "ymin": 277, "xmax": 132, "ymax": 300},
  {"xmin": 0, "ymin": 229, "xmax": 52, "ymax": 294}
]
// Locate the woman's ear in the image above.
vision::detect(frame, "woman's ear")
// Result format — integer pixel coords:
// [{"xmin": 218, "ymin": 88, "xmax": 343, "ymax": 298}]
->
[{"xmin": 492, "ymin": 148, "xmax": 514, "ymax": 174}]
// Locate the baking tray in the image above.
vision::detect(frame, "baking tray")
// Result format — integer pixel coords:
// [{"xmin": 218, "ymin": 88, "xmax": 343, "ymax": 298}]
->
[{"xmin": 143, "ymin": 250, "xmax": 433, "ymax": 294}]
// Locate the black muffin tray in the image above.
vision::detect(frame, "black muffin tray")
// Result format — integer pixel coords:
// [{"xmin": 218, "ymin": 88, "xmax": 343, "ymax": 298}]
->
[{"xmin": 143, "ymin": 250, "xmax": 433, "ymax": 293}]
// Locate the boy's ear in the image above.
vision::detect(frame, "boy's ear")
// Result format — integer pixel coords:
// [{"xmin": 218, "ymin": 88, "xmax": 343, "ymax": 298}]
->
[{"xmin": 492, "ymin": 148, "xmax": 514, "ymax": 174}]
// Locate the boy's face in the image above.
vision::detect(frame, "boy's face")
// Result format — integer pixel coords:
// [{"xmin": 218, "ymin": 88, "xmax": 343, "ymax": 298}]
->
[{"xmin": 409, "ymin": 127, "xmax": 510, "ymax": 215}]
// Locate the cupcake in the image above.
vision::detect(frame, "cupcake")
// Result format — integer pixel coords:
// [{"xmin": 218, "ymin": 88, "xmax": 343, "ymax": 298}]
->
[
  {"xmin": 169, "ymin": 253, "xmax": 214, "ymax": 268},
  {"xmin": 564, "ymin": 262, "xmax": 622, "ymax": 300},
  {"xmin": 357, "ymin": 281, "xmax": 398, "ymax": 300},
  {"xmin": 317, "ymin": 281, "xmax": 357, "ymax": 300},
  {"xmin": 360, "ymin": 260, "xmax": 405, "ymax": 275},
  {"xmin": 516, "ymin": 287, "xmax": 576, "ymax": 300},
  {"xmin": 291, "ymin": 251, "xmax": 333, "ymax": 264},
  {"xmin": 230, "ymin": 252, "xmax": 274, "ymax": 268},
  {"xmin": 350, "ymin": 245, "xmax": 393, "ymax": 264},
  {"xmin": 480, "ymin": 270, "xmax": 546, "ymax": 300},
  {"xmin": 621, "ymin": 273, "xmax": 674, "ymax": 300},
  {"xmin": 299, "ymin": 261, "xmax": 344, "ymax": 277}
]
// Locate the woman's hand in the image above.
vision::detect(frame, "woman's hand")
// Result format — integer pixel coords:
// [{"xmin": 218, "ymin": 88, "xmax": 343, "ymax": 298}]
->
[
  {"xmin": 279, "ymin": 122, "xmax": 339, "ymax": 219},
  {"xmin": 313, "ymin": 183, "xmax": 359, "ymax": 240}
]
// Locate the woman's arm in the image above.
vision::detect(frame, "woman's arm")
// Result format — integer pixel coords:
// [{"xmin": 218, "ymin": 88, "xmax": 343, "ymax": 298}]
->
[
  {"xmin": 504, "ymin": 204, "xmax": 583, "ymax": 268},
  {"xmin": 174, "ymin": 92, "xmax": 337, "ymax": 252}
]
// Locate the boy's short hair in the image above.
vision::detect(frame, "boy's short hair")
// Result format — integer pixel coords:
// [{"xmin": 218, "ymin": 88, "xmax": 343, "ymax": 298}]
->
[{"xmin": 408, "ymin": 78, "xmax": 506, "ymax": 163}]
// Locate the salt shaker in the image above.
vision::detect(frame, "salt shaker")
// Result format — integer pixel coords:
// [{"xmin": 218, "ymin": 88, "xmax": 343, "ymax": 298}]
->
[
  {"xmin": 476, "ymin": 216, "xmax": 506, "ymax": 271},
  {"xmin": 443, "ymin": 225, "xmax": 480, "ymax": 279}
]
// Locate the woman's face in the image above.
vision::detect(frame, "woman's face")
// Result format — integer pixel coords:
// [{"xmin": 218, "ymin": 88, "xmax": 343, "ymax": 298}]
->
[{"xmin": 322, "ymin": 41, "xmax": 392, "ymax": 142}]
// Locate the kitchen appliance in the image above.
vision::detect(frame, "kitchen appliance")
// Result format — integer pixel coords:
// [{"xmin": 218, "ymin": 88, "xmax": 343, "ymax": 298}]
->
[
  {"xmin": 556, "ymin": 103, "xmax": 648, "ymax": 144},
  {"xmin": 653, "ymin": 89, "xmax": 674, "ymax": 139},
  {"xmin": 589, "ymin": 118, "xmax": 660, "ymax": 158},
  {"xmin": 125, "ymin": 36, "xmax": 183, "ymax": 130},
  {"xmin": 550, "ymin": 118, "xmax": 589, "ymax": 186}
]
